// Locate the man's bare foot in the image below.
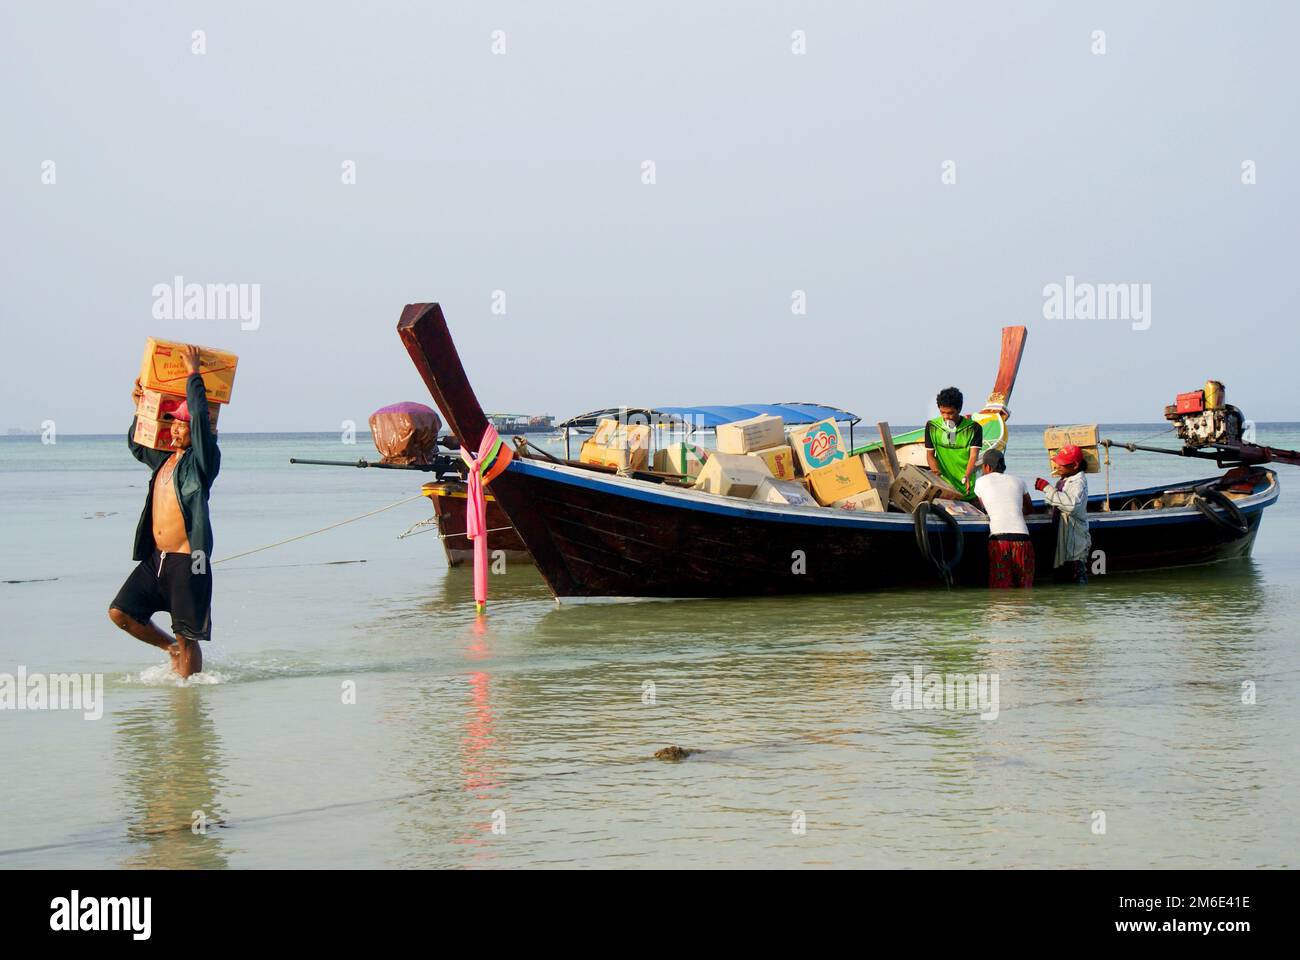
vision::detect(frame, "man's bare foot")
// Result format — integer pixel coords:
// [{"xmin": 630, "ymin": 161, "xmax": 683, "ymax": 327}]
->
[{"xmin": 173, "ymin": 636, "xmax": 202, "ymax": 679}]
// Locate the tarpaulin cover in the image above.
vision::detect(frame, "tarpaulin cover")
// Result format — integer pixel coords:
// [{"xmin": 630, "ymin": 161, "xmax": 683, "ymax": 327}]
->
[{"xmin": 369, "ymin": 401, "xmax": 442, "ymax": 464}]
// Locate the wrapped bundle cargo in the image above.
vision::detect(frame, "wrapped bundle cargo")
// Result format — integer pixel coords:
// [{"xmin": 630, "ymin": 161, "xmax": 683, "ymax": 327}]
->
[
  {"xmin": 716, "ymin": 414, "xmax": 784, "ymax": 454},
  {"xmin": 788, "ymin": 418, "xmax": 846, "ymax": 473},
  {"xmin": 136, "ymin": 388, "xmax": 220, "ymax": 425},
  {"xmin": 750, "ymin": 444, "xmax": 797, "ymax": 480},
  {"xmin": 888, "ymin": 464, "xmax": 956, "ymax": 513},
  {"xmin": 653, "ymin": 441, "xmax": 710, "ymax": 478},
  {"xmin": 806, "ymin": 456, "xmax": 871, "ymax": 506},
  {"xmin": 695, "ymin": 452, "xmax": 772, "ymax": 499},
  {"xmin": 369, "ymin": 401, "xmax": 442, "ymax": 465},
  {"xmin": 754, "ymin": 476, "xmax": 817, "ymax": 507},
  {"xmin": 935, "ymin": 499, "xmax": 985, "ymax": 518},
  {"xmin": 138, "ymin": 338, "xmax": 239, "ymax": 403}
]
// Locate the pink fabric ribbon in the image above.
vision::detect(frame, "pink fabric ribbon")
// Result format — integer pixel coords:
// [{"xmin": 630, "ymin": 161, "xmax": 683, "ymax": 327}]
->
[{"xmin": 460, "ymin": 425, "xmax": 501, "ymax": 614}]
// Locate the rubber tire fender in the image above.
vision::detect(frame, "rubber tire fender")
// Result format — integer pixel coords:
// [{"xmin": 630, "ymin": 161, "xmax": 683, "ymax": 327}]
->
[{"xmin": 1190, "ymin": 486, "xmax": 1249, "ymax": 539}]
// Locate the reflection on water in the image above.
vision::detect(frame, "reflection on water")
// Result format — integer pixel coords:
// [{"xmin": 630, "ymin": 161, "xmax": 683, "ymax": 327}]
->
[{"xmin": 113, "ymin": 687, "xmax": 228, "ymax": 868}]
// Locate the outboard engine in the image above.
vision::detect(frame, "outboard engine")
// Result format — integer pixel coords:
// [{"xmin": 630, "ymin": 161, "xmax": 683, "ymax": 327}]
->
[{"xmin": 1164, "ymin": 381, "xmax": 1244, "ymax": 449}]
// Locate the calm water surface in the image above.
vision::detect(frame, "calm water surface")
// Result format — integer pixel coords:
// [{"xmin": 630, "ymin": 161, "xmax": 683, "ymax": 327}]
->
[{"xmin": 1, "ymin": 425, "xmax": 1297, "ymax": 868}]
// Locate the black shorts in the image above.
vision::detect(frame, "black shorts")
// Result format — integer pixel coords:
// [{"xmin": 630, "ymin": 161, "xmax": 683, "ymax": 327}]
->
[{"xmin": 111, "ymin": 550, "xmax": 213, "ymax": 641}]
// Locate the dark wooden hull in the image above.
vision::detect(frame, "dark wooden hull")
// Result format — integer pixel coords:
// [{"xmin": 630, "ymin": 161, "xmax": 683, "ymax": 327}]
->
[
  {"xmin": 484, "ymin": 459, "xmax": 1277, "ymax": 597},
  {"xmin": 422, "ymin": 481, "xmax": 530, "ymax": 567}
]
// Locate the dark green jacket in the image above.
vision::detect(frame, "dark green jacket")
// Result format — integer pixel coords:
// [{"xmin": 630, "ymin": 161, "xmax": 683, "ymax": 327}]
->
[{"xmin": 128, "ymin": 373, "xmax": 221, "ymax": 561}]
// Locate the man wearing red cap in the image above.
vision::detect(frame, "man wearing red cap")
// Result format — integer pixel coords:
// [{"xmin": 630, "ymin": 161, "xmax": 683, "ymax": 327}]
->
[
  {"xmin": 109, "ymin": 346, "xmax": 221, "ymax": 677},
  {"xmin": 1034, "ymin": 444, "xmax": 1091, "ymax": 584}
]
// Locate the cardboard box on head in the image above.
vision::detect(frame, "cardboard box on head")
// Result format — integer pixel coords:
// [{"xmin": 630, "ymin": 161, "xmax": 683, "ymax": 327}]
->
[
  {"xmin": 139, "ymin": 338, "xmax": 239, "ymax": 404},
  {"xmin": 133, "ymin": 417, "xmax": 185, "ymax": 451},
  {"xmin": 1043, "ymin": 424, "xmax": 1099, "ymax": 449},
  {"xmin": 136, "ymin": 388, "xmax": 220, "ymax": 425},
  {"xmin": 1049, "ymin": 446, "xmax": 1101, "ymax": 475}
]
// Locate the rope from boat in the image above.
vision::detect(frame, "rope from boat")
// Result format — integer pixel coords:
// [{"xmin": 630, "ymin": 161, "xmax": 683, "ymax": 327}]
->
[
  {"xmin": 912, "ymin": 501, "xmax": 964, "ymax": 587},
  {"xmin": 214, "ymin": 494, "xmax": 426, "ymax": 565},
  {"xmin": 437, "ymin": 526, "xmax": 515, "ymax": 541}
]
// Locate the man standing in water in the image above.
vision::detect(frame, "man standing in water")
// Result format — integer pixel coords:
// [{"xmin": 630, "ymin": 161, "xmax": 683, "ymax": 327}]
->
[
  {"xmin": 108, "ymin": 346, "xmax": 220, "ymax": 677},
  {"xmin": 1035, "ymin": 444, "xmax": 1091, "ymax": 584},
  {"xmin": 973, "ymin": 449, "xmax": 1036, "ymax": 588},
  {"xmin": 925, "ymin": 386, "xmax": 983, "ymax": 502}
]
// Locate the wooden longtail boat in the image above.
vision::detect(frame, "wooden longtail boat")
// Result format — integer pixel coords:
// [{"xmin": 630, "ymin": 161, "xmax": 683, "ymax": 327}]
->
[{"xmin": 398, "ymin": 303, "xmax": 1281, "ymax": 599}]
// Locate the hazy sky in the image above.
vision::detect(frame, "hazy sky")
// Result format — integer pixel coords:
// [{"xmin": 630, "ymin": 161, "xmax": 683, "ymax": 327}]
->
[{"xmin": 2, "ymin": 1, "xmax": 1297, "ymax": 433}]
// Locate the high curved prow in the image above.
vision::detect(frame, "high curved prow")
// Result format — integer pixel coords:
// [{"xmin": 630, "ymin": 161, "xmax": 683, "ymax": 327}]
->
[
  {"xmin": 982, "ymin": 326, "xmax": 1028, "ymax": 415},
  {"xmin": 397, "ymin": 302, "xmax": 490, "ymax": 450}
]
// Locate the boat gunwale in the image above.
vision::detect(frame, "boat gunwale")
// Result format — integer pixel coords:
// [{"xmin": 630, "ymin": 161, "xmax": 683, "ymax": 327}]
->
[{"xmin": 504, "ymin": 457, "xmax": 1279, "ymax": 532}]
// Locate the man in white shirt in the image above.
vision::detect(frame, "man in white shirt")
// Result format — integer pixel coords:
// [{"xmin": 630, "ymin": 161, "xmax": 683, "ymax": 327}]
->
[{"xmin": 973, "ymin": 449, "xmax": 1035, "ymax": 588}]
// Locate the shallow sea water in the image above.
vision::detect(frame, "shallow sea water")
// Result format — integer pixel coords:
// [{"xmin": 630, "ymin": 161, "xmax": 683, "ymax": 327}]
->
[{"xmin": 1, "ymin": 425, "xmax": 1297, "ymax": 868}]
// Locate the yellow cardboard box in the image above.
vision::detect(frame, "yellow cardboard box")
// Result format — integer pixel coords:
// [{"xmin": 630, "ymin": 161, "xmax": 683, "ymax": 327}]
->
[
  {"xmin": 591, "ymin": 418, "xmax": 620, "ymax": 446},
  {"xmin": 695, "ymin": 451, "xmax": 773, "ymax": 499},
  {"xmin": 750, "ymin": 444, "xmax": 797, "ymax": 481},
  {"xmin": 138, "ymin": 338, "xmax": 239, "ymax": 404},
  {"xmin": 716, "ymin": 414, "xmax": 785, "ymax": 454},
  {"xmin": 1043, "ymin": 424, "xmax": 1100, "ymax": 449},
  {"xmin": 807, "ymin": 457, "xmax": 871, "ymax": 506},
  {"xmin": 1049, "ymin": 446, "xmax": 1101, "ymax": 475},
  {"xmin": 580, "ymin": 423, "xmax": 651, "ymax": 472}
]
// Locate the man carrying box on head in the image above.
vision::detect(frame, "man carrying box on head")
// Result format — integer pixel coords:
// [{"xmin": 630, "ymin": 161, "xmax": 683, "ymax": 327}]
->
[
  {"xmin": 925, "ymin": 387, "xmax": 982, "ymax": 501},
  {"xmin": 109, "ymin": 346, "xmax": 221, "ymax": 678},
  {"xmin": 973, "ymin": 449, "xmax": 1035, "ymax": 588},
  {"xmin": 1034, "ymin": 444, "xmax": 1091, "ymax": 585}
]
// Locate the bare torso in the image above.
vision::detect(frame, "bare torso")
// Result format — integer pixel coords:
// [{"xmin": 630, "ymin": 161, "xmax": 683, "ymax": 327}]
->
[{"xmin": 152, "ymin": 453, "xmax": 191, "ymax": 554}]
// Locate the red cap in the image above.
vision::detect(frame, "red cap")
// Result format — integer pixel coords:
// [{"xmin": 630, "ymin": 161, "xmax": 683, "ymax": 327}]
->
[
  {"xmin": 1051, "ymin": 443, "xmax": 1083, "ymax": 467},
  {"xmin": 172, "ymin": 400, "xmax": 191, "ymax": 422}
]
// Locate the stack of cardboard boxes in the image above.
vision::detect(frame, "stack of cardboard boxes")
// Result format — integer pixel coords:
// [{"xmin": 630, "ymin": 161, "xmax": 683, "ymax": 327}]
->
[
  {"xmin": 134, "ymin": 338, "xmax": 238, "ymax": 450},
  {"xmin": 576, "ymin": 411, "xmax": 980, "ymax": 518}
]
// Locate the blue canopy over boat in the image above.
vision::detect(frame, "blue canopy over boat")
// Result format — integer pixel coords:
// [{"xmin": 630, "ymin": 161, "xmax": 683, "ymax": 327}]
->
[{"xmin": 557, "ymin": 402, "xmax": 859, "ymax": 431}]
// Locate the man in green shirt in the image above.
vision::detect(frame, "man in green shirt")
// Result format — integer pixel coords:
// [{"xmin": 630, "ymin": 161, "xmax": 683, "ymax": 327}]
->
[{"xmin": 924, "ymin": 386, "xmax": 983, "ymax": 501}]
